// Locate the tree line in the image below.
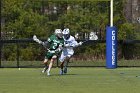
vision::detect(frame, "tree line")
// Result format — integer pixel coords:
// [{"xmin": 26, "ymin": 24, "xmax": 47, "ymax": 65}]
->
[{"xmin": 1, "ymin": 0, "xmax": 139, "ymax": 61}]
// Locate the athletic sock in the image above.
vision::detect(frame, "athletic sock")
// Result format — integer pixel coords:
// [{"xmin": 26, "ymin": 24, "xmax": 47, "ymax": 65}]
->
[{"xmin": 47, "ymin": 67, "xmax": 50, "ymax": 72}]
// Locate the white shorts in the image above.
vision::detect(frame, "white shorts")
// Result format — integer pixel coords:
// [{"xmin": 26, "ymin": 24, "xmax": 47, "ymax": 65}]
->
[{"xmin": 59, "ymin": 51, "xmax": 74, "ymax": 62}]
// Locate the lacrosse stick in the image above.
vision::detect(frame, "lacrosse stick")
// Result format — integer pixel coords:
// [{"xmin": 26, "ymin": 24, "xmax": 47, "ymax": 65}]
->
[
  {"xmin": 81, "ymin": 33, "xmax": 98, "ymax": 44},
  {"xmin": 33, "ymin": 35, "xmax": 62, "ymax": 54},
  {"xmin": 82, "ymin": 39, "xmax": 89, "ymax": 43},
  {"xmin": 33, "ymin": 35, "xmax": 50, "ymax": 51},
  {"xmin": 33, "ymin": 35, "xmax": 43, "ymax": 44}
]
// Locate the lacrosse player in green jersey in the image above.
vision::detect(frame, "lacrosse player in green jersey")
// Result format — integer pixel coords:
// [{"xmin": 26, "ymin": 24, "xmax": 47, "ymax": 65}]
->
[{"xmin": 33, "ymin": 29, "xmax": 64, "ymax": 76}]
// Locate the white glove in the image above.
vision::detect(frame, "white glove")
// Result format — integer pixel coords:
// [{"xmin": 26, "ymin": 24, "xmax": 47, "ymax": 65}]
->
[
  {"xmin": 64, "ymin": 44, "xmax": 70, "ymax": 47},
  {"xmin": 47, "ymin": 49, "xmax": 55, "ymax": 53},
  {"xmin": 78, "ymin": 42, "xmax": 83, "ymax": 46}
]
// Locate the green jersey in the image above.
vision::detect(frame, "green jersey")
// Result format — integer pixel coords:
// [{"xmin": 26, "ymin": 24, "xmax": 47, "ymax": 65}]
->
[
  {"xmin": 45, "ymin": 34, "xmax": 64, "ymax": 59},
  {"xmin": 47, "ymin": 34, "xmax": 64, "ymax": 50}
]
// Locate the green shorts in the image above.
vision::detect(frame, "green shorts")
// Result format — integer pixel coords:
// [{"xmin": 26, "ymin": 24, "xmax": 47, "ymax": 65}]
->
[{"xmin": 45, "ymin": 51, "xmax": 56, "ymax": 60}]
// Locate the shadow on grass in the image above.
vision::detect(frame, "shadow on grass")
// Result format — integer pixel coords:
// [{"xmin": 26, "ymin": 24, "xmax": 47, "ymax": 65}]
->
[
  {"xmin": 52, "ymin": 74, "xmax": 78, "ymax": 76},
  {"xmin": 39, "ymin": 73, "xmax": 78, "ymax": 77}
]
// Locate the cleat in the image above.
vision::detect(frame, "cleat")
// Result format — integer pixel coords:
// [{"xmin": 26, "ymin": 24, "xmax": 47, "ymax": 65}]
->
[
  {"xmin": 64, "ymin": 67, "xmax": 67, "ymax": 74},
  {"xmin": 60, "ymin": 70, "xmax": 64, "ymax": 75},
  {"xmin": 42, "ymin": 67, "xmax": 47, "ymax": 73}
]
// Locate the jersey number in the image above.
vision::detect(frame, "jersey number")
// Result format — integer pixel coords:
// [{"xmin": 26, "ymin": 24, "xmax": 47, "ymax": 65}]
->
[{"xmin": 52, "ymin": 42, "xmax": 58, "ymax": 49}]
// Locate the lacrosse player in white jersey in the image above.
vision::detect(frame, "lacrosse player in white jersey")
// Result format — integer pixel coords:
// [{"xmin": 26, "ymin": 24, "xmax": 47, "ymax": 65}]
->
[{"xmin": 59, "ymin": 28, "xmax": 83, "ymax": 75}]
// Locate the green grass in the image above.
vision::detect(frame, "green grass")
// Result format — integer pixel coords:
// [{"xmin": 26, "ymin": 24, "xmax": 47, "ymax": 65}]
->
[{"xmin": 0, "ymin": 68, "xmax": 140, "ymax": 93}]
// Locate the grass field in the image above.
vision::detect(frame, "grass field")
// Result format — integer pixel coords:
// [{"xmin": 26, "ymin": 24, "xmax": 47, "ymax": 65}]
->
[{"xmin": 0, "ymin": 68, "xmax": 140, "ymax": 93}]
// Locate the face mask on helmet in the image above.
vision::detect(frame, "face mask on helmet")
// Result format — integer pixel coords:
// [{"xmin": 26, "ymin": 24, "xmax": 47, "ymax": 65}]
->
[
  {"xmin": 64, "ymin": 34, "xmax": 70, "ymax": 40},
  {"xmin": 55, "ymin": 29, "xmax": 63, "ymax": 38},
  {"xmin": 63, "ymin": 28, "xmax": 70, "ymax": 39}
]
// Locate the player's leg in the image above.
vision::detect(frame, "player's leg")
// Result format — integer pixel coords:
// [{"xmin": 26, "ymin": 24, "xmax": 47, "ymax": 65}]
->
[
  {"xmin": 47, "ymin": 55, "xmax": 57, "ymax": 76},
  {"xmin": 42, "ymin": 58, "xmax": 49, "ymax": 73},
  {"xmin": 59, "ymin": 62, "xmax": 64, "ymax": 75},
  {"xmin": 42, "ymin": 52, "xmax": 52, "ymax": 73},
  {"xmin": 63, "ymin": 55, "xmax": 71, "ymax": 74},
  {"xmin": 59, "ymin": 52, "xmax": 66, "ymax": 75}
]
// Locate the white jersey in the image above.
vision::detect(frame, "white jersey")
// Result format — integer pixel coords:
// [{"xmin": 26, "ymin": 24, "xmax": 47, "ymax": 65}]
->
[
  {"xmin": 59, "ymin": 35, "xmax": 80, "ymax": 62},
  {"xmin": 63, "ymin": 35, "xmax": 78, "ymax": 55}
]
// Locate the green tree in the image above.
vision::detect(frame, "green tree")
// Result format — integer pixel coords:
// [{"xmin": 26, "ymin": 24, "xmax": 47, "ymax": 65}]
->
[{"xmin": 2, "ymin": 0, "xmax": 49, "ymax": 39}]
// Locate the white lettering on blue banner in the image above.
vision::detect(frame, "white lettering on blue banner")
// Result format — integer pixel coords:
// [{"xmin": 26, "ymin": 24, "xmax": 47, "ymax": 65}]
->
[{"xmin": 112, "ymin": 30, "xmax": 115, "ymax": 65}]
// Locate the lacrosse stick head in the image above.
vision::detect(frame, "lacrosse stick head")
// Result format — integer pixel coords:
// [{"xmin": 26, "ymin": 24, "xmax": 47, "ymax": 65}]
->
[
  {"xmin": 33, "ymin": 35, "xmax": 37, "ymax": 41},
  {"xmin": 89, "ymin": 32, "xmax": 98, "ymax": 40},
  {"xmin": 33, "ymin": 35, "xmax": 42, "ymax": 44}
]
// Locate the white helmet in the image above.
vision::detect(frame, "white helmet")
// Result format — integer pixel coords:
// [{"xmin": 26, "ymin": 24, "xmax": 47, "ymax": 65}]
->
[
  {"xmin": 63, "ymin": 28, "xmax": 70, "ymax": 39},
  {"xmin": 54, "ymin": 29, "xmax": 63, "ymax": 38},
  {"xmin": 63, "ymin": 28, "xmax": 70, "ymax": 35}
]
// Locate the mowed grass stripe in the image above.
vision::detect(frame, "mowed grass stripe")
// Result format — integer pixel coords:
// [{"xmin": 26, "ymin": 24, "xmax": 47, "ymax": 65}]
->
[{"xmin": 0, "ymin": 68, "xmax": 140, "ymax": 93}]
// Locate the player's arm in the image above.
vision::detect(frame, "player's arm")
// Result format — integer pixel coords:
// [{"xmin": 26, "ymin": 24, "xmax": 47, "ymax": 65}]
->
[
  {"xmin": 41, "ymin": 41, "xmax": 50, "ymax": 48},
  {"xmin": 42, "ymin": 36, "xmax": 52, "ymax": 46},
  {"xmin": 40, "ymin": 36, "xmax": 52, "ymax": 48},
  {"xmin": 55, "ymin": 39, "xmax": 64, "ymax": 53},
  {"xmin": 54, "ymin": 44, "xmax": 63, "ymax": 53}
]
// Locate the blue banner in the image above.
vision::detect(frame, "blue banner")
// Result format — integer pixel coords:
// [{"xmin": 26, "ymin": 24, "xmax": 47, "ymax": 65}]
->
[{"xmin": 106, "ymin": 26, "xmax": 117, "ymax": 69}]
